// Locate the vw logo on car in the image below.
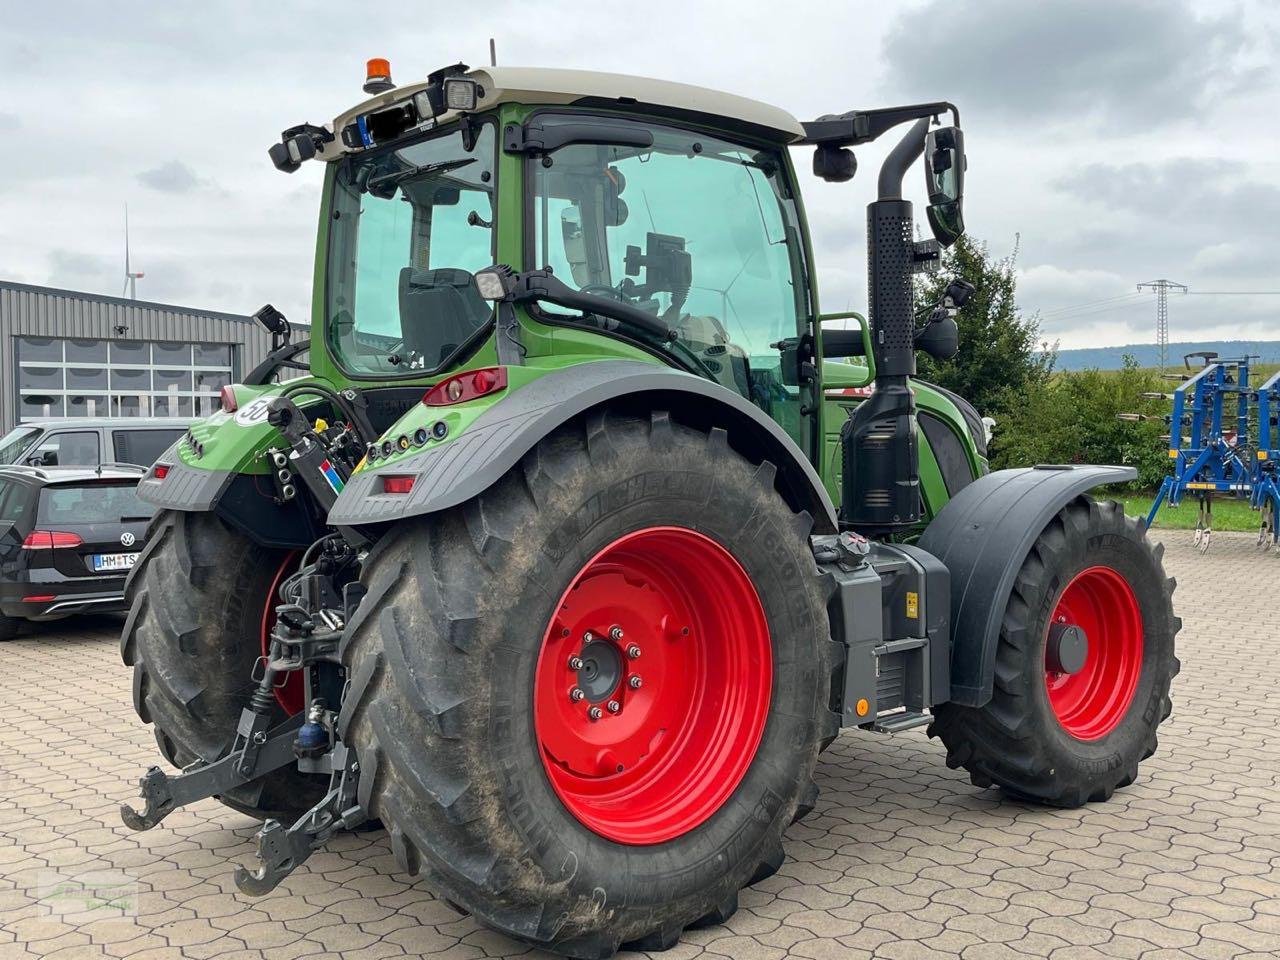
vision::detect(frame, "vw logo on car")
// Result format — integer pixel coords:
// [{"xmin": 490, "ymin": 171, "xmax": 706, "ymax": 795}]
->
[{"xmin": 120, "ymin": 532, "xmax": 137, "ymax": 547}]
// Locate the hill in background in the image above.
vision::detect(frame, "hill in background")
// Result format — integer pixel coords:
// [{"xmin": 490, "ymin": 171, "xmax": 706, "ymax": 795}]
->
[{"xmin": 1053, "ymin": 340, "xmax": 1280, "ymax": 370}]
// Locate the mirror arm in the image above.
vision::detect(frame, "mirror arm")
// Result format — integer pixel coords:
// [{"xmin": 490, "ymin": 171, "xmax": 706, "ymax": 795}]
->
[
  {"xmin": 509, "ymin": 270, "xmax": 675, "ymax": 341},
  {"xmin": 877, "ymin": 118, "xmax": 931, "ymax": 200}
]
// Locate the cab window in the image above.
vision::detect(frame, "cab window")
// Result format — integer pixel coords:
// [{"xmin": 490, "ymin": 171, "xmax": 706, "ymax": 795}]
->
[
  {"xmin": 531, "ymin": 117, "xmax": 812, "ymax": 446},
  {"xmin": 327, "ymin": 123, "xmax": 497, "ymax": 376}
]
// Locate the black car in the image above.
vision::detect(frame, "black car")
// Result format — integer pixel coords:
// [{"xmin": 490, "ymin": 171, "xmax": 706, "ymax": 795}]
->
[{"xmin": 0, "ymin": 464, "xmax": 156, "ymax": 640}]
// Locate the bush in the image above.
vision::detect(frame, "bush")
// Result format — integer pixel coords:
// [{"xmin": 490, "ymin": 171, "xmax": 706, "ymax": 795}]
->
[{"xmin": 990, "ymin": 356, "xmax": 1169, "ymax": 488}]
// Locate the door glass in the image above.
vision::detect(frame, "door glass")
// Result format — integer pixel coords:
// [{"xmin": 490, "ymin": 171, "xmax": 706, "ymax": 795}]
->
[
  {"xmin": 28, "ymin": 431, "xmax": 100, "ymax": 466},
  {"xmin": 531, "ymin": 118, "xmax": 811, "ymax": 445}
]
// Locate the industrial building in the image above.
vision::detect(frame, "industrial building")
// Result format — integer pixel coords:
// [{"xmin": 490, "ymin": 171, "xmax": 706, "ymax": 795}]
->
[{"xmin": 0, "ymin": 280, "xmax": 286, "ymax": 433}]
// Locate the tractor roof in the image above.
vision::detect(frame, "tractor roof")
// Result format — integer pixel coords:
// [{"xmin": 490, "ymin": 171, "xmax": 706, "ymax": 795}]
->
[{"xmin": 325, "ymin": 65, "xmax": 805, "ymax": 160}]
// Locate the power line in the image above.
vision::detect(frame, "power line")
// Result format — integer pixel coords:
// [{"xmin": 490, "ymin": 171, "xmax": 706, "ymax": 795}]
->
[
  {"xmin": 1038, "ymin": 292, "xmax": 1144, "ymax": 318},
  {"xmin": 1186, "ymin": 290, "xmax": 1280, "ymax": 295}
]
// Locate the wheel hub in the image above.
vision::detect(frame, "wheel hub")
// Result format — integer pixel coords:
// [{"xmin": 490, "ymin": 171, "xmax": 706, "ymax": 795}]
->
[
  {"xmin": 534, "ymin": 526, "xmax": 772, "ymax": 845},
  {"xmin": 575, "ymin": 638, "xmax": 625, "ymax": 703},
  {"xmin": 1046, "ymin": 622, "xmax": 1088, "ymax": 675}
]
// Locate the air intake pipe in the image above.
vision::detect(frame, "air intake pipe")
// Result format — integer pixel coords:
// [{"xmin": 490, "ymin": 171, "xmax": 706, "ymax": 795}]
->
[{"xmin": 842, "ymin": 118, "xmax": 930, "ymax": 532}]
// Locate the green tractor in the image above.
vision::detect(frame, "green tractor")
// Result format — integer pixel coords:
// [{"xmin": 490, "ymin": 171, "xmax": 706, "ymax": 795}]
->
[{"xmin": 120, "ymin": 61, "xmax": 1179, "ymax": 957}]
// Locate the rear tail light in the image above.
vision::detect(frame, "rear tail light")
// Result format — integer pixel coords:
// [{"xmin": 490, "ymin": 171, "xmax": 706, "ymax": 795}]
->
[
  {"xmin": 382, "ymin": 475, "xmax": 416, "ymax": 494},
  {"xmin": 153, "ymin": 463, "xmax": 171, "ymax": 480},
  {"xmin": 22, "ymin": 595, "xmax": 56, "ymax": 603},
  {"xmin": 22, "ymin": 531, "xmax": 84, "ymax": 550},
  {"xmin": 219, "ymin": 385, "xmax": 238, "ymax": 412},
  {"xmin": 423, "ymin": 367, "xmax": 507, "ymax": 406}
]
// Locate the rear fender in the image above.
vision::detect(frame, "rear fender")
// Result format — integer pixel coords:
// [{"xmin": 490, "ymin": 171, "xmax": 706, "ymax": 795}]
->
[
  {"xmin": 328, "ymin": 359, "xmax": 838, "ymax": 532},
  {"xmin": 918, "ymin": 464, "xmax": 1137, "ymax": 707}
]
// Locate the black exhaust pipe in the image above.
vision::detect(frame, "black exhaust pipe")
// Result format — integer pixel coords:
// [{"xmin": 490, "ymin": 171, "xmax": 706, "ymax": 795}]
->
[{"xmin": 842, "ymin": 117, "xmax": 930, "ymax": 532}]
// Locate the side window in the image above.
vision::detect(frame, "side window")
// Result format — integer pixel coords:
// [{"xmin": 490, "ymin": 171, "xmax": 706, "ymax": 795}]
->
[
  {"xmin": 0, "ymin": 480, "xmax": 32, "ymax": 524},
  {"xmin": 28, "ymin": 431, "xmax": 100, "ymax": 466},
  {"xmin": 112, "ymin": 429, "xmax": 185, "ymax": 466},
  {"xmin": 531, "ymin": 118, "xmax": 812, "ymax": 448}
]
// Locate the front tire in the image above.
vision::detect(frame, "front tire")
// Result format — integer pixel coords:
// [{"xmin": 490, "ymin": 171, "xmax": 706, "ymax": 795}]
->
[
  {"xmin": 121, "ymin": 510, "xmax": 323, "ymax": 820},
  {"xmin": 339, "ymin": 411, "xmax": 839, "ymax": 957},
  {"xmin": 929, "ymin": 497, "xmax": 1180, "ymax": 806}
]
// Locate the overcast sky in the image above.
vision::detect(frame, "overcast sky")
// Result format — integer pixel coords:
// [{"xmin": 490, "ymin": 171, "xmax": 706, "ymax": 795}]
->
[{"xmin": 3, "ymin": 0, "xmax": 1279, "ymax": 350}]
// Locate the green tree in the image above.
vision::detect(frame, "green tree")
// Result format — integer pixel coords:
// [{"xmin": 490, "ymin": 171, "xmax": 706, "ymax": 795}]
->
[{"xmin": 915, "ymin": 235, "xmax": 1054, "ymax": 418}]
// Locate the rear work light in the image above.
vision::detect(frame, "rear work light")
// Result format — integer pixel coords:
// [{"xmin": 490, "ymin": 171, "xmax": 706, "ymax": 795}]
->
[
  {"xmin": 22, "ymin": 531, "xmax": 83, "ymax": 550},
  {"xmin": 422, "ymin": 367, "xmax": 508, "ymax": 407},
  {"xmin": 382, "ymin": 475, "xmax": 416, "ymax": 495}
]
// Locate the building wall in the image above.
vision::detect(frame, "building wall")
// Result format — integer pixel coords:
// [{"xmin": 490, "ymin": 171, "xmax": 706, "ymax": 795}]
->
[{"xmin": 0, "ymin": 281, "xmax": 284, "ymax": 432}]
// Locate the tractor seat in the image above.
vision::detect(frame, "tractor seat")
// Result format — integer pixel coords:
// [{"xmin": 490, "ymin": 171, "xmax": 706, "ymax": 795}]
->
[{"xmin": 398, "ymin": 268, "xmax": 493, "ymax": 367}]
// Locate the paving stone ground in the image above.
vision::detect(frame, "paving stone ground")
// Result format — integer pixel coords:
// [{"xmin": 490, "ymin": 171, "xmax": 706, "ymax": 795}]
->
[{"xmin": 1, "ymin": 529, "xmax": 1277, "ymax": 960}]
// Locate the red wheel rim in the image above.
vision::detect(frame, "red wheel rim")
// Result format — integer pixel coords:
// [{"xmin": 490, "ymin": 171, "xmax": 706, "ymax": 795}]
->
[
  {"xmin": 261, "ymin": 551, "xmax": 303, "ymax": 716},
  {"xmin": 1044, "ymin": 565, "xmax": 1144, "ymax": 741},
  {"xmin": 534, "ymin": 526, "xmax": 772, "ymax": 845}
]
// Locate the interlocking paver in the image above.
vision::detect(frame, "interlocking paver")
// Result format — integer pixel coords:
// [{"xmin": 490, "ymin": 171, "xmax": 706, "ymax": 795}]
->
[{"xmin": 2, "ymin": 529, "xmax": 1278, "ymax": 959}]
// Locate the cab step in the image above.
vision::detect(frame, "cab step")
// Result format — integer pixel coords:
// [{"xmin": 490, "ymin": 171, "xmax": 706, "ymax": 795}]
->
[{"xmin": 871, "ymin": 710, "xmax": 931, "ymax": 733}]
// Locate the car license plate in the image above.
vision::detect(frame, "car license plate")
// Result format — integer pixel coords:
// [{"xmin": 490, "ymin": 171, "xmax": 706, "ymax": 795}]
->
[{"xmin": 92, "ymin": 552, "xmax": 139, "ymax": 572}]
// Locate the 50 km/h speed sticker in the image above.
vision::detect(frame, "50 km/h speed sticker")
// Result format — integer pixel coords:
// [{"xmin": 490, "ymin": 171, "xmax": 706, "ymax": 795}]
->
[{"xmin": 234, "ymin": 397, "xmax": 275, "ymax": 426}]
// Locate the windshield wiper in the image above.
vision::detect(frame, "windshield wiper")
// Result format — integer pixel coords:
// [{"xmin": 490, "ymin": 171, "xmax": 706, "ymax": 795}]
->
[{"xmin": 365, "ymin": 157, "xmax": 478, "ymax": 192}]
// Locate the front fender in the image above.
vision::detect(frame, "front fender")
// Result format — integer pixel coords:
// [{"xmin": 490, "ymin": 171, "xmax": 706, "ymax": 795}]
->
[
  {"xmin": 328, "ymin": 359, "xmax": 837, "ymax": 532},
  {"xmin": 918, "ymin": 464, "xmax": 1137, "ymax": 707}
]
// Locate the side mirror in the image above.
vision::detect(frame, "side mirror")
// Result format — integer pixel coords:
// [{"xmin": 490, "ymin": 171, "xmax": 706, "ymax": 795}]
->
[
  {"xmin": 923, "ymin": 126, "xmax": 965, "ymax": 247},
  {"xmin": 916, "ymin": 315, "xmax": 959, "ymax": 360}
]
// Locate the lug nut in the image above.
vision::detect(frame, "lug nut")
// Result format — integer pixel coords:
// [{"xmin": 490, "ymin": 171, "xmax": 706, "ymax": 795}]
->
[
  {"xmin": 588, "ymin": 706, "xmax": 603, "ymax": 721},
  {"xmin": 569, "ymin": 688, "xmax": 585, "ymax": 702},
  {"xmin": 583, "ymin": 631, "xmax": 596, "ymax": 643},
  {"xmin": 607, "ymin": 700, "xmax": 621, "ymax": 714},
  {"xmin": 627, "ymin": 644, "xmax": 641, "ymax": 659},
  {"xmin": 568, "ymin": 656, "xmax": 584, "ymax": 671},
  {"xmin": 629, "ymin": 676, "xmax": 643, "ymax": 689},
  {"xmin": 609, "ymin": 625, "xmax": 624, "ymax": 641}
]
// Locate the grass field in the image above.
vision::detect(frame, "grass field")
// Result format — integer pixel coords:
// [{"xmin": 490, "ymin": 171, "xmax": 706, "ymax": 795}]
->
[{"xmin": 1119, "ymin": 492, "xmax": 1264, "ymax": 532}]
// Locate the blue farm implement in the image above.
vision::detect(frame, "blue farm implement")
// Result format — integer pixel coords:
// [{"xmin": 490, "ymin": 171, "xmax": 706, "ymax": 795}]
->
[{"xmin": 1135, "ymin": 353, "xmax": 1280, "ymax": 552}]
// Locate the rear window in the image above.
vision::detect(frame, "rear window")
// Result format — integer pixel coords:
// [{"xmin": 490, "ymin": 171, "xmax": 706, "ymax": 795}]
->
[
  {"xmin": 112, "ymin": 428, "xmax": 185, "ymax": 466},
  {"xmin": 37, "ymin": 483, "xmax": 156, "ymax": 525}
]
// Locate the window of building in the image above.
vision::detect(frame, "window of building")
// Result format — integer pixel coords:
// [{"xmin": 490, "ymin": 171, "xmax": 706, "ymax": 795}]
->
[{"xmin": 15, "ymin": 337, "xmax": 236, "ymax": 421}]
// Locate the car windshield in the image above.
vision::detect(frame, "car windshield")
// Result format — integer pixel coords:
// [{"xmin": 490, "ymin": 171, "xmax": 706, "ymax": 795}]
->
[
  {"xmin": 0, "ymin": 427, "xmax": 40, "ymax": 464},
  {"xmin": 326, "ymin": 122, "xmax": 496, "ymax": 376},
  {"xmin": 38, "ymin": 483, "xmax": 155, "ymax": 524}
]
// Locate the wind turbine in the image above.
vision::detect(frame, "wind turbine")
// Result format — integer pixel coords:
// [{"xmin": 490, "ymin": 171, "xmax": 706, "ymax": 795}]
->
[{"xmin": 123, "ymin": 206, "xmax": 144, "ymax": 299}]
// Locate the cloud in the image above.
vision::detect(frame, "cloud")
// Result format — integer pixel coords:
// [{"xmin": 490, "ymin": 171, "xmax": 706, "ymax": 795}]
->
[
  {"xmin": 881, "ymin": 0, "xmax": 1264, "ymax": 129},
  {"xmin": 0, "ymin": 112, "xmax": 19, "ymax": 130},
  {"xmin": 137, "ymin": 160, "xmax": 214, "ymax": 194}
]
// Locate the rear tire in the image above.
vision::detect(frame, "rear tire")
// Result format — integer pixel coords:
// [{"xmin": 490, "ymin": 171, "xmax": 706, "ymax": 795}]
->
[
  {"xmin": 339, "ymin": 411, "xmax": 839, "ymax": 957},
  {"xmin": 120, "ymin": 510, "xmax": 324, "ymax": 820},
  {"xmin": 928, "ymin": 498, "xmax": 1180, "ymax": 806},
  {"xmin": 0, "ymin": 616, "xmax": 18, "ymax": 642}
]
